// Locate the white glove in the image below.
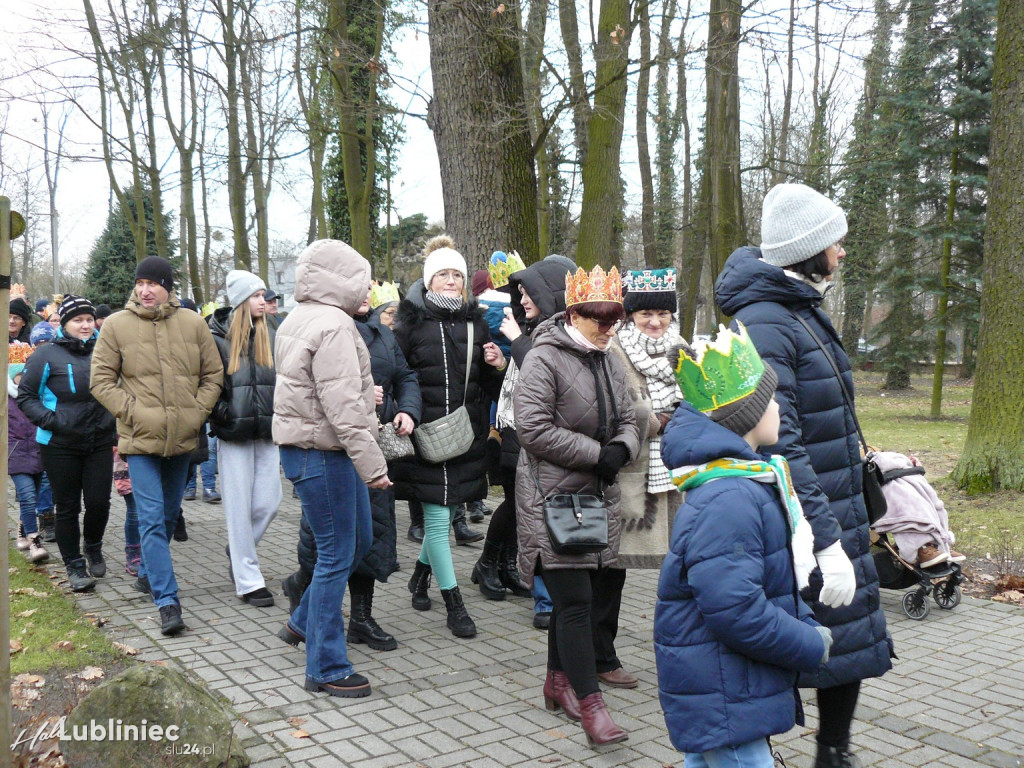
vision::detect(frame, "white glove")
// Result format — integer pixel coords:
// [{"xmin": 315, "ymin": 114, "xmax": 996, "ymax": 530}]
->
[
  {"xmin": 815, "ymin": 540, "xmax": 856, "ymax": 608},
  {"xmin": 815, "ymin": 626, "xmax": 834, "ymax": 664}
]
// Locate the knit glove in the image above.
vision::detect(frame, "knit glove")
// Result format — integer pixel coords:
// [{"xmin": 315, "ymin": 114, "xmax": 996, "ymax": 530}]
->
[
  {"xmin": 594, "ymin": 443, "xmax": 630, "ymax": 484},
  {"xmin": 816, "ymin": 625, "xmax": 834, "ymax": 665},
  {"xmin": 815, "ymin": 540, "xmax": 856, "ymax": 608}
]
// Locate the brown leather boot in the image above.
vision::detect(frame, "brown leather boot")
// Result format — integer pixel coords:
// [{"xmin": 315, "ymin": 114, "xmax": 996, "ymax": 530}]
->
[
  {"xmin": 578, "ymin": 691, "xmax": 628, "ymax": 747},
  {"xmin": 543, "ymin": 669, "xmax": 581, "ymax": 721}
]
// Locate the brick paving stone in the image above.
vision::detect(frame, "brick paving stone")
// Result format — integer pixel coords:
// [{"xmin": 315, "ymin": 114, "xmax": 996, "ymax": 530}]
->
[{"xmin": 15, "ymin": 489, "xmax": 1024, "ymax": 767}]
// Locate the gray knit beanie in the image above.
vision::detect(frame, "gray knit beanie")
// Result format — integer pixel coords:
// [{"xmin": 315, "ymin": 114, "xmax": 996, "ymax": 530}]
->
[
  {"xmin": 760, "ymin": 184, "xmax": 848, "ymax": 268},
  {"xmin": 226, "ymin": 269, "xmax": 267, "ymax": 310},
  {"xmin": 709, "ymin": 363, "xmax": 778, "ymax": 437}
]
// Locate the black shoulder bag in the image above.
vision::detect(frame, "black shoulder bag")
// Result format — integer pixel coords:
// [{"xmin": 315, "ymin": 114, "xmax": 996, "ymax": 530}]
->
[
  {"xmin": 790, "ymin": 312, "xmax": 888, "ymax": 525},
  {"xmin": 528, "ymin": 460, "xmax": 609, "ymax": 554}
]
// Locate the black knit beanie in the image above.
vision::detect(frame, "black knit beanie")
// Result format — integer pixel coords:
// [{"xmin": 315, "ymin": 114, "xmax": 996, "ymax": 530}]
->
[
  {"xmin": 623, "ymin": 289, "xmax": 678, "ymax": 314},
  {"xmin": 9, "ymin": 298, "xmax": 32, "ymax": 325},
  {"xmin": 95, "ymin": 304, "xmax": 113, "ymax": 319},
  {"xmin": 134, "ymin": 255, "xmax": 175, "ymax": 293},
  {"xmin": 58, "ymin": 295, "xmax": 96, "ymax": 327},
  {"xmin": 709, "ymin": 363, "xmax": 778, "ymax": 437}
]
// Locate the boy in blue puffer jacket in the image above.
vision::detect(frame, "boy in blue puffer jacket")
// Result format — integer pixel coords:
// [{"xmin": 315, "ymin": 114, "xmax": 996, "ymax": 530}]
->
[{"xmin": 655, "ymin": 325, "xmax": 830, "ymax": 768}]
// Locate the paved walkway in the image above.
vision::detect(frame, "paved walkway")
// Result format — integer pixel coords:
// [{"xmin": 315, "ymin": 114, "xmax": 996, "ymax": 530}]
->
[{"xmin": 14, "ymin": 484, "xmax": 1024, "ymax": 768}]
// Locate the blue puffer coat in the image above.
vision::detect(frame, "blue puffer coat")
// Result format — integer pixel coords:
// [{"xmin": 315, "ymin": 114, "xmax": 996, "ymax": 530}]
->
[
  {"xmin": 715, "ymin": 246, "xmax": 892, "ymax": 688},
  {"xmin": 655, "ymin": 401, "xmax": 826, "ymax": 754}
]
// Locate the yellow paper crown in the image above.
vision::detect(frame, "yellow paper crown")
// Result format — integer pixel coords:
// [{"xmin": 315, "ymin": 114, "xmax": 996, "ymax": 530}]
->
[
  {"xmin": 565, "ymin": 266, "xmax": 623, "ymax": 308},
  {"xmin": 370, "ymin": 281, "xmax": 400, "ymax": 308},
  {"xmin": 488, "ymin": 251, "xmax": 527, "ymax": 289}
]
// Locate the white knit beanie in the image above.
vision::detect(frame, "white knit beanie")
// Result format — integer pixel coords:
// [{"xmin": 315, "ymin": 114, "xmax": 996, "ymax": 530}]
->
[
  {"xmin": 422, "ymin": 247, "xmax": 467, "ymax": 287},
  {"xmin": 760, "ymin": 183, "xmax": 848, "ymax": 268},
  {"xmin": 226, "ymin": 269, "xmax": 267, "ymax": 310}
]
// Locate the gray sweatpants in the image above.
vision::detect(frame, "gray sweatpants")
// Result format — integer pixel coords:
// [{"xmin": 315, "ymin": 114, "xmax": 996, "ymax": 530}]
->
[{"xmin": 220, "ymin": 439, "xmax": 283, "ymax": 595}]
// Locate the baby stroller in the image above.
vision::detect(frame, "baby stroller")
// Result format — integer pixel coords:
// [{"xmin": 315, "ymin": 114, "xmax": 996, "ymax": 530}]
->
[{"xmin": 867, "ymin": 454, "xmax": 965, "ymax": 621}]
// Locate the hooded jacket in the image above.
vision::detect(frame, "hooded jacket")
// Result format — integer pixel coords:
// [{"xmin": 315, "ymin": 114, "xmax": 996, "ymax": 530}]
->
[
  {"xmin": 208, "ymin": 307, "xmax": 276, "ymax": 443},
  {"xmin": 91, "ymin": 291, "xmax": 223, "ymax": 457},
  {"xmin": 272, "ymin": 240, "xmax": 387, "ymax": 483},
  {"xmin": 390, "ymin": 279, "xmax": 502, "ymax": 506},
  {"xmin": 8, "ymin": 380, "xmax": 44, "ymax": 476},
  {"xmin": 513, "ymin": 315, "xmax": 640, "ymax": 583},
  {"xmin": 655, "ymin": 401, "xmax": 825, "ymax": 754},
  {"xmin": 715, "ymin": 246, "xmax": 892, "ymax": 688},
  {"xmin": 19, "ymin": 330, "xmax": 116, "ymax": 451}
]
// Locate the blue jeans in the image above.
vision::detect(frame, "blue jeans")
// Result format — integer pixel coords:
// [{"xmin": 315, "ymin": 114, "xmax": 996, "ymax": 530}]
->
[
  {"xmin": 123, "ymin": 492, "xmax": 140, "ymax": 547},
  {"xmin": 12, "ymin": 473, "xmax": 43, "ymax": 536},
  {"xmin": 532, "ymin": 573, "xmax": 553, "ymax": 614},
  {"xmin": 37, "ymin": 471, "xmax": 52, "ymax": 513},
  {"xmin": 126, "ymin": 454, "xmax": 191, "ymax": 607},
  {"xmin": 280, "ymin": 447, "xmax": 371, "ymax": 683},
  {"xmin": 685, "ymin": 739, "xmax": 775, "ymax": 768},
  {"xmin": 185, "ymin": 431, "xmax": 218, "ymax": 493}
]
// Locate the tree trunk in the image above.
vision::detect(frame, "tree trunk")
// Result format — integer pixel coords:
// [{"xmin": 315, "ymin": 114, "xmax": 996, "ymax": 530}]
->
[
  {"xmin": 575, "ymin": 0, "xmax": 630, "ymax": 269},
  {"xmin": 704, "ymin": 0, "xmax": 746, "ymax": 313},
  {"xmin": 636, "ymin": 0, "xmax": 656, "ymax": 266},
  {"xmin": 772, "ymin": 0, "xmax": 796, "ymax": 185},
  {"xmin": 522, "ymin": 0, "xmax": 549, "ymax": 257},
  {"xmin": 427, "ymin": 0, "xmax": 539, "ymax": 267},
  {"xmin": 931, "ymin": 117, "xmax": 959, "ymax": 418},
  {"xmin": 952, "ymin": 0, "xmax": 1024, "ymax": 493},
  {"xmin": 558, "ymin": 0, "xmax": 591, "ymax": 167}
]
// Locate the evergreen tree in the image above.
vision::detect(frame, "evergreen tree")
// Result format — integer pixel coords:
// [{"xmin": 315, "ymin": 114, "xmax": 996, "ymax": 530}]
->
[{"xmin": 85, "ymin": 187, "xmax": 177, "ymax": 308}]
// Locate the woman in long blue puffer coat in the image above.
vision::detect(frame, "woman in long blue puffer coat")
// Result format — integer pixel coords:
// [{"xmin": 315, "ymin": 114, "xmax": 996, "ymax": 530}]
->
[{"xmin": 714, "ymin": 184, "xmax": 893, "ymax": 768}]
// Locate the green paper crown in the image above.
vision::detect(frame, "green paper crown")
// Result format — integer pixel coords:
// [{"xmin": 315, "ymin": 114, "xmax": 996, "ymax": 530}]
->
[
  {"xmin": 488, "ymin": 250, "xmax": 527, "ymax": 289},
  {"xmin": 675, "ymin": 323, "xmax": 766, "ymax": 413}
]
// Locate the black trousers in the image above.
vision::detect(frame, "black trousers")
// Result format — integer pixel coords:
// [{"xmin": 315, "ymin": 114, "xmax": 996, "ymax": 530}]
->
[
  {"xmin": 542, "ymin": 567, "xmax": 626, "ymax": 699},
  {"xmin": 483, "ymin": 482, "xmax": 517, "ymax": 545},
  {"xmin": 40, "ymin": 444, "xmax": 113, "ymax": 565},
  {"xmin": 816, "ymin": 680, "xmax": 861, "ymax": 748}
]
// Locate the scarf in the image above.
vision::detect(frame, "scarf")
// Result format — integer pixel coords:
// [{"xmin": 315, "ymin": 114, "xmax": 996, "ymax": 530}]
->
[
  {"xmin": 426, "ymin": 291, "xmax": 464, "ymax": 312},
  {"xmin": 672, "ymin": 456, "xmax": 817, "ymax": 589},
  {"xmin": 564, "ymin": 323, "xmax": 603, "ymax": 352},
  {"xmin": 617, "ymin": 322, "xmax": 682, "ymax": 493},
  {"xmin": 495, "ymin": 355, "xmax": 520, "ymax": 429}
]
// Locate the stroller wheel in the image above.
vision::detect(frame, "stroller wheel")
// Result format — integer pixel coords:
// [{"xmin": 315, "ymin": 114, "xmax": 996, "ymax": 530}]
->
[
  {"xmin": 902, "ymin": 590, "xmax": 930, "ymax": 620},
  {"xmin": 933, "ymin": 582, "xmax": 961, "ymax": 610}
]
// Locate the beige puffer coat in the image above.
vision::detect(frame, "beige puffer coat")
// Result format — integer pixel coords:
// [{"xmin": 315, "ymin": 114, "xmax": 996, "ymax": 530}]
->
[
  {"xmin": 90, "ymin": 291, "xmax": 223, "ymax": 457},
  {"xmin": 271, "ymin": 239, "xmax": 388, "ymax": 484},
  {"xmin": 514, "ymin": 316, "xmax": 640, "ymax": 585}
]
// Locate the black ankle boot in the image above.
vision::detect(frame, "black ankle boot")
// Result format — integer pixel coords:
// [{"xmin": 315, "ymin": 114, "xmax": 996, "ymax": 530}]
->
[
  {"xmin": 814, "ymin": 743, "xmax": 862, "ymax": 768},
  {"xmin": 408, "ymin": 500, "xmax": 425, "ymax": 542},
  {"xmin": 452, "ymin": 506, "xmax": 483, "ymax": 545},
  {"xmin": 471, "ymin": 539, "xmax": 507, "ymax": 600},
  {"xmin": 83, "ymin": 542, "xmax": 106, "ymax": 578},
  {"xmin": 441, "ymin": 586, "xmax": 477, "ymax": 638},
  {"xmin": 37, "ymin": 511, "xmax": 56, "ymax": 543},
  {"xmin": 66, "ymin": 557, "xmax": 97, "ymax": 592},
  {"xmin": 281, "ymin": 570, "xmax": 311, "ymax": 614},
  {"xmin": 408, "ymin": 560, "xmax": 432, "ymax": 611},
  {"xmin": 498, "ymin": 544, "xmax": 531, "ymax": 597},
  {"xmin": 348, "ymin": 592, "xmax": 398, "ymax": 651},
  {"xmin": 468, "ymin": 500, "xmax": 487, "ymax": 523}
]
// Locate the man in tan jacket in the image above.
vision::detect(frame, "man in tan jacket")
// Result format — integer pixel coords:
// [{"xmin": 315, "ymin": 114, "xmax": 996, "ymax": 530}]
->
[{"xmin": 91, "ymin": 255, "xmax": 223, "ymax": 636}]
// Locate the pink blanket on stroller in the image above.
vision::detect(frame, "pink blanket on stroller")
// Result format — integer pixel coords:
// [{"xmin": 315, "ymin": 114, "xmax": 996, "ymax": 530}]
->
[{"xmin": 871, "ymin": 451, "xmax": 955, "ymax": 563}]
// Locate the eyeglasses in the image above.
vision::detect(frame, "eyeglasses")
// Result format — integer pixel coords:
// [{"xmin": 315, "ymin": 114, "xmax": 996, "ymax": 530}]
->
[
  {"xmin": 578, "ymin": 315, "xmax": 622, "ymax": 333},
  {"xmin": 433, "ymin": 270, "xmax": 464, "ymax": 282}
]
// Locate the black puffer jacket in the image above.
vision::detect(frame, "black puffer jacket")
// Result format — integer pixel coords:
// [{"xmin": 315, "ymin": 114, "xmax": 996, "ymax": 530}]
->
[
  {"xmin": 391, "ymin": 280, "xmax": 502, "ymax": 506},
  {"xmin": 296, "ymin": 307, "xmax": 423, "ymax": 583},
  {"xmin": 17, "ymin": 331, "xmax": 116, "ymax": 451},
  {"xmin": 208, "ymin": 307, "xmax": 276, "ymax": 443}
]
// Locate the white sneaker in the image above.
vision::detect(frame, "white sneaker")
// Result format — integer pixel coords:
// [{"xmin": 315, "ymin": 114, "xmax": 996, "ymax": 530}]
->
[
  {"xmin": 16, "ymin": 533, "xmax": 30, "ymax": 551},
  {"xmin": 27, "ymin": 535, "xmax": 50, "ymax": 563}
]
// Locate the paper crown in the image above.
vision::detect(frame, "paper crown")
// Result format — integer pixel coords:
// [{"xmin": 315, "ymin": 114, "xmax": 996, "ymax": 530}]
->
[
  {"xmin": 488, "ymin": 251, "xmax": 527, "ymax": 289},
  {"xmin": 675, "ymin": 323, "xmax": 767, "ymax": 413},
  {"xmin": 565, "ymin": 265, "xmax": 623, "ymax": 308},
  {"xmin": 370, "ymin": 281, "xmax": 400, "ymax": 308},
  {"xmin": 9, "ymin": 341, "xmax": 34, "ymax": 366},
  {"xmin": 624, "ymin": 268, "xmax": 676, "ymax": 293}
]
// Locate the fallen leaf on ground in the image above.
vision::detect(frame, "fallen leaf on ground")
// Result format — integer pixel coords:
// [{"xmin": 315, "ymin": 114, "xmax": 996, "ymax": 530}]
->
[
  {"xmin": 544, "ymin": 728, "xmax": 568, "ymax": 739},
  {"xmin": 286, "ymin": 716, "xmax": 306, "ymax": 728},
  {"xmin": 150, "ymin": 660, "xmax": 168, "ymax": 667},
  {"xmin": 10, "ymin": 639, "xmax": 23, "ymax": 653},
  {"xmin": 15, "ymin": 673, "xmax": 46, "ymax": 687},
  {"xmin": 55, "ymin": 640, "xmax": 75, "ymax": 651},
  {"xmin": 112, "ymin": 641, "xmax": 138, "ymax": 656},
  {"xmin": 79, "ymin": 666, "xmax": 104, "ymax": 680},
  {"xmin": 11, "ymin": 587, "xmax": 50, "ymax": 598},
  {"xmin": 290, "ymin": 729, "xmax": 309, "ymax": 739},
  {"xmin": 992, "ymin": 589, "xmax": 1024, "ymax": 603},
  {"xmin": 16, "ymin": 609, "xmax": 37, "ymax": 618}
]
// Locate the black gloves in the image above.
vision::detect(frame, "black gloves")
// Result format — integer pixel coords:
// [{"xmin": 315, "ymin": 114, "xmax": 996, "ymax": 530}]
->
[{"xmin": 594, "ymin": 443, "xmax": 630, "ymax": 484}]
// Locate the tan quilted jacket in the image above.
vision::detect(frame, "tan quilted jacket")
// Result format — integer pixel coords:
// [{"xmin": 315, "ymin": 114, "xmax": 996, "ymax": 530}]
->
[
  {"xmin": 514, "ymin": 316, "xmax": 640, "ymax": 584},
  {"xmin": 271, "ymin": 240, "xmax": 388, "ymax": 484},
  {"xmin": 90, "ymin": 291, "xmax": 223, "ymax": 457}
]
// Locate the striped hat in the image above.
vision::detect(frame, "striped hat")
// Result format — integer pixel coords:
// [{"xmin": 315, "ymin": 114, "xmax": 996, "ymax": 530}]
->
[{"xmin": 57, "ymin": 295, "xmax": 96, "ymax": 327}]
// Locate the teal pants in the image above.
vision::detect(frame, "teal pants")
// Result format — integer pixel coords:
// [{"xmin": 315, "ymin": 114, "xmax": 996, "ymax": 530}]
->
[{"xmin": 418, "ymin": 502, "xmax": 458, "ymax": 590}]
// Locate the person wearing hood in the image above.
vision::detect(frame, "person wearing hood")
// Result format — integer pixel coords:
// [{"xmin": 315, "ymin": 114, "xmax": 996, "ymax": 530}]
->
[
  {"xmin": 271, "ymin": 239, "xmax": 392, "ymax": 699},
  {"xmin": 513, "ymin": 265, "xmax": 640, "ymax": 748},
  {"xmin": 208, "ymin": 270, "xmax": 281, "ymax": 609},
  {"xmin": 656, "ymin": 326, "xmax": 829, "ymax": 768},
  {"xmin": 280, "ymin": 280, "xmax": 422, "ymax": 653},
  {"xmin": 91, "ymin": 256, "xmax": 224, "ymax": 635},
  {"xmin": 10, "ymin": 297, "xmax": 34, "ymax": 344},
  {"xmin": 391, "ymin": 235, "xmax": 507, "ymax": 639},
  {"xmin": 471, "ymin": 256, "xmax": 573, "ymax": 623},
  {"xmin": 19, "ymin": 296, "xmax": 117, "ymax": 592},
  {"xmin": 714, "ymin": 184, "xmax": 892, "ymax": 768}
]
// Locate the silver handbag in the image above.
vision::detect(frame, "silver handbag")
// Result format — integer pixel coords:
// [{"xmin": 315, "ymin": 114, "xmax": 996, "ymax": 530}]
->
[
  {"xmin": 377, "ymin": 420, "xmax": 415, "ymax": 461},
  {"xmin": 414, "ymin": 323, "xmax": 476, "ymax": 464}
]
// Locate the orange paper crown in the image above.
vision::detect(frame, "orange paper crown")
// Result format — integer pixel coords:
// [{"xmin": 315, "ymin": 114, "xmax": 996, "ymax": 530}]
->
[
  {"xmin": 9, "ymin": 342, "xmax": 34, "ymax": 366},
  {"xmin": 565, "ymin": 266, "xmax": 623, "ymax": 308}
]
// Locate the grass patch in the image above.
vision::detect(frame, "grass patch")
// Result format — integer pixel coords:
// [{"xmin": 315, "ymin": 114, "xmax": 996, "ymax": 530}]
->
[
  {"xmin": 854, "ymin": 371, "xmax": 1024, "ymax": 557},
  {"xmin": 8, "ymin": 544, "xmax": 122, "ymax": 675}
]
